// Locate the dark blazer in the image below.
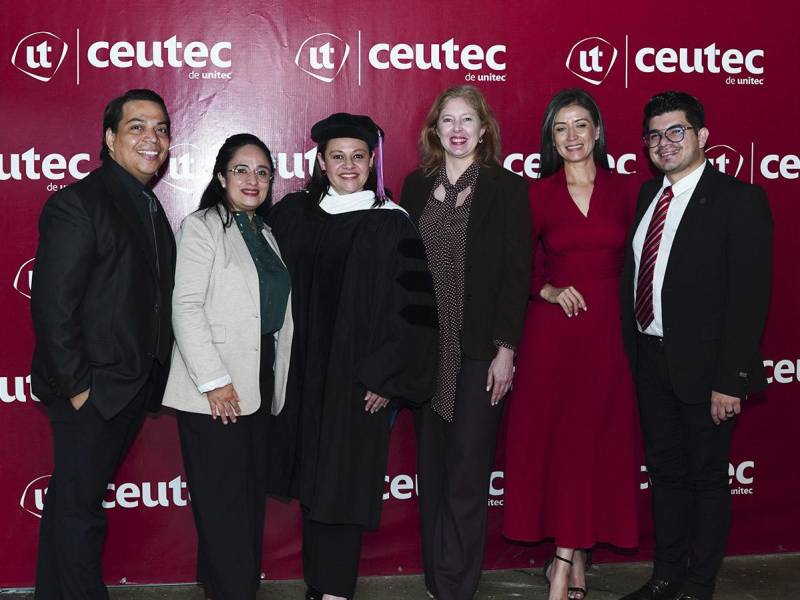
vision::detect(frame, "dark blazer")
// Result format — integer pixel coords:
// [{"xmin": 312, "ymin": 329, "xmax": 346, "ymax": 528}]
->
[
  {"xmin": 401, "ymin": 164, "xmax": 532, "ymax": 359},
  {"xmin": 621, "ymin": 163, "xmax": 772, "ymax": 402},
  {"xmin": 31, "ymin": 161, "xmax": 176, "ymax": 419}
]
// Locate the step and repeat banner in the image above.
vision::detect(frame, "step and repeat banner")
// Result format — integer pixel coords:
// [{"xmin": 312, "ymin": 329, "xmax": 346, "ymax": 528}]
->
[{"xmin": 1, "ymin": 0, "xmax": 798, "ymax": 588}]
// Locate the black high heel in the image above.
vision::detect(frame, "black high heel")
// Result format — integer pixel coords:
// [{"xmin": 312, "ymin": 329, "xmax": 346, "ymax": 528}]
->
[
  {"xmin": 543, "ymin": 552, "xmax": 573, "ymax": 585},
  {"xmin": 567, "ymin": 550, "xmax": 592, "ymax": 600}
]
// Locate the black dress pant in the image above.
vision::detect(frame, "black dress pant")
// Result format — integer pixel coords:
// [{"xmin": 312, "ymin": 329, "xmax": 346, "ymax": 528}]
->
[
  {"xmin": 415, "ymin": 358, "xmax": 503, "ymax": 600},
  {"xmin": 176, "ymin": 336, "xmax": 274, "ymax": 600},
  {"xmin": 636, "ymin": 334, "xmax": 735, "ymax": 600},
  {"xmin": 301, "ymin": 507, "xmax": 363, "ymax": 598},
  {"xmin": 35, "ymin": 362, "xmax": 160, "ymax": 600}
]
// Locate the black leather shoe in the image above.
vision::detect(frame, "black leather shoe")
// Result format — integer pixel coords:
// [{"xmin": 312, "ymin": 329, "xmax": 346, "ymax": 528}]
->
[
  {"xmin": 619, "ymin": 578, "xmax": 680, "ymax": 600},
  {"xmin": 672, "ymin": 594, "xmax": 702, "ymax": 600},
  {"xmin": 305, "ymin": 587, "xmax": 322, "ymax": 600}
]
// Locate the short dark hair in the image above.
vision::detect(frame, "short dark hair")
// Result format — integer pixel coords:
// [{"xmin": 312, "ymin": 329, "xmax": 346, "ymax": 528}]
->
[
  {"xmin": 642, "ymin": 91, "xmax": 705, "ymax": 134},
  {"xmin": 539, "ymin": 88, "xmax": 609, "ymax": 179},
  {"xmin": 198, "ymin": 133, "xmax": 274, "ymax": 227},
  {"xmin": 100, "ymin": 89, "xmax": 170, "ymax": 160}
]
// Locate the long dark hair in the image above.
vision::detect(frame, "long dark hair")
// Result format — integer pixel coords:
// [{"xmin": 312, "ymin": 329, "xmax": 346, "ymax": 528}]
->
[
  {"xmin": 539, "ymin": 88, "xmax": 609, "ymax": 178},
  {"xmin": 305, "ymin": 140, "xmax": 391, "ymax": 205},
  {"xmin": 198, "ymin": 133, "xmax": 274, "ymax": 227}
]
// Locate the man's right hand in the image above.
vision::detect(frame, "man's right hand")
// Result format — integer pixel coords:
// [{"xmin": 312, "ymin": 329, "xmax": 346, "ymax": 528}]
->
[{"xmin": 70, "ymin": 388, "xmax": 90, "ymax": 411}]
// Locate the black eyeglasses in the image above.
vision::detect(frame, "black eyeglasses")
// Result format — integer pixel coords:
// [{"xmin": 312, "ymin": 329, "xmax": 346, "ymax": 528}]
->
[
  {"xmin": 227, "ymin": 166, "xmax": 273, "ymax": 182},
  {"xmin": 643, "ymin": 125, "xmax": 695, "ymax": 148}
]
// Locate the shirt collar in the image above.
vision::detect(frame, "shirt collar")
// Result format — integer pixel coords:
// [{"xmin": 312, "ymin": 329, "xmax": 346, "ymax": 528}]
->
[
  {"xmin": 104, "ymin": 158, "xmax": 154, "ymax": 202},
  {"xmin": 659, "ymin": 159, "xmax": 707, "ymax": 198}
]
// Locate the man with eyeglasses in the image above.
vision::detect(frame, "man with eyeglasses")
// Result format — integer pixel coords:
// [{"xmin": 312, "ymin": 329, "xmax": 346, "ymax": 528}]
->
[
  {"xmin": 30, "ymin": 89, "xmax": 176, "ymax": 599},
  {"xmin": 620, "ymin": 91, "xmax": 772, "ymax": 600}
]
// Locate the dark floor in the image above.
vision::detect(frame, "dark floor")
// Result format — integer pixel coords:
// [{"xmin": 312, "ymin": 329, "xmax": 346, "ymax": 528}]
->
[{"xmin": 1, "ymin": 553, "xmax": 796, "ymax": 599}]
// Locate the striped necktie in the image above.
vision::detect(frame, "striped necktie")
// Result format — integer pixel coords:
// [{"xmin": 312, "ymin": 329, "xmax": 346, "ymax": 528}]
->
[{"xmin": 635, "ymin": 186, "xmax": 673, "ymax": 330}]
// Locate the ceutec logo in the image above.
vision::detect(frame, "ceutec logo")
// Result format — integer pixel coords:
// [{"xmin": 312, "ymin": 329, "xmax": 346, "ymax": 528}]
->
[
  {"xmin": 1, "ymin": 148, "xmax": 92, "ymax": 187},
  {"xmin": 640, "ymin": 461, "xmax": 754, "ymax": 495},
  {"xmin": 383, "ymin": 471, "xmax": 505, "ymax": 507},
  {"xmin": 1, "ymin": 375, "xmax": 38, "ymax": 404},
  {"xmin": 503, "ymin": 151, "xmax": 638, "ymax": 179},
  {"xmin": 764, "ymin": 358, "xmax": 800, "ymax": 384},
  {"xmin": 11, "ymin": 31, "xmax": 69, "ymax": 82},
  {"xmin": 566, "ymin": 36, "xmax": 765, "ymax": 87},
  {"xmin": 20, "ymin": 474, "xmax": 190, "ymax": 518},
  {"xmin": 13, "ymin": 258, "xmax": 34, "ymax": 300},
  {"xmin": 295, "ymin": 32, "xmax": 508, "ymax": 85},
  {"xmin": 12, "ymin": 30, "xmax": 231, "ymax": 83}
]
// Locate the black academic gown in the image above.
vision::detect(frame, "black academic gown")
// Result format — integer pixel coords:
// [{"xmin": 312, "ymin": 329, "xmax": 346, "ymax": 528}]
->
[{"xmin": 266, "ymin": 191, "xmax": 437, "ymax": 530}]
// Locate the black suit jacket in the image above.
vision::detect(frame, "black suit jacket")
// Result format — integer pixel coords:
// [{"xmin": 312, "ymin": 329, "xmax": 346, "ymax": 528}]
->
[
  {"xmin": 401, "ymin": 164, "xmax": 532, "ymax": 359},
  {"xmin": 621, "ymin": 163, "xmax": 772, "ymax": 402},
  {"xmin": 31, "ymin": 161, "xmax": 176, "ymax": 419}
]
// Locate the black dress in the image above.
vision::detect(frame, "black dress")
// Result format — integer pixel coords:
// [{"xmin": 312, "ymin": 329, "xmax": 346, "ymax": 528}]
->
[{"xmin": 266, "ymin": 191, "xmax": 437, "ymax": 530}]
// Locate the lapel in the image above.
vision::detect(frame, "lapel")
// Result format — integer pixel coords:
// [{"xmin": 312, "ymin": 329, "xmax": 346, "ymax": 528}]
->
[
  {"xmin": 407, "ymin": 171, "xmax": 437, "ymax": 225},
  {"xmin": 100, "ymin": 165, "xmax": 159, "ymax": 280},
  {"xmin": 466, "ymin": 165, "xmax": 498, "ymax": 249},
  {"xmin": 632, "ymin": 176, "xmax": 663, "ymax": 232},
  {"xmin": 662, "ymin": 163, "xmax": 713, "ymax": 285},
  {"xmin": 227, "ymin": 219, "xmax": 261, "ymax": 311},
  {"xmin": 261, "ymin": 224, "xmax": 287, "ymax": 268}
]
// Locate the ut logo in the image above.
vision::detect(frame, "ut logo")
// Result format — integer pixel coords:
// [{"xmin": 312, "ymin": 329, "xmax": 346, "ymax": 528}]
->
[
  {"xmin": 11, "ymin": 32, "xmax": 69, "ymax": 82},
  {"xmin": 705, "ymin": 145, "xmax": 745, "ymax": 178},
  {"xmin": 162, "ymin": 143, "xmax": 203, "ymax": 194},
  {"xmin": 565, "ymin": 36, "xmax": 618, "ymax": 85},
  {"xmin": 295, "ymin": 33, "xmax": 350, "ymax": 83},
  {"xmin": 14, "ymin": 258, "xmax": 35, "ymax": 299}
]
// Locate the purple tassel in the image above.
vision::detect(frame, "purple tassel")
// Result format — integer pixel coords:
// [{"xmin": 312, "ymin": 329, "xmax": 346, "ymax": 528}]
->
[{"xmin": 376, "ymin": 131, "xmax": 387, "ymax": 202}]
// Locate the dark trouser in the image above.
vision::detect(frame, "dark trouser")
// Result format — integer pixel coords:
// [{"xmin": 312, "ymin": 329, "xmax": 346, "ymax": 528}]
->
[
  {"xmin": 415, "ymin": 358, "xmax": 503, "ymax": 600},
  {"xmin": 34, "ymin": 363, "xmax": 160, "ymax": 600},
  {"xmin": 301, "ymin": 507, "xmax": 363, "ymax": 598},
  {"xmin": 637, "ymin": 334, "xmax": 734, "ymax": 600},
  {"xmin": 177, "ymin": 336, "xmax": 274, "ymax": 600}
]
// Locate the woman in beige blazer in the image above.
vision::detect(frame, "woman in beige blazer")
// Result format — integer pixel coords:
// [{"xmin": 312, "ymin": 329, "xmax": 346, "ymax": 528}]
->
[{"xmin": 163, "ymin": 133, "xmax": 293, "ymax": 600}]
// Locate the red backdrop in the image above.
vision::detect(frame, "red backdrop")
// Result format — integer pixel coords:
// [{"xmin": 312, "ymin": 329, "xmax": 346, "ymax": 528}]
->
[{"xmin": 2, "ymin": 0, "xmax": 798, "ymax": 588}]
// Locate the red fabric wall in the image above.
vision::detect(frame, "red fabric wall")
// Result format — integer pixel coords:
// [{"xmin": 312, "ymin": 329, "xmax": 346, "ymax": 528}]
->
[{"xmin": 2, "ymin": 0, "xmax": 797, "ymax": 587}]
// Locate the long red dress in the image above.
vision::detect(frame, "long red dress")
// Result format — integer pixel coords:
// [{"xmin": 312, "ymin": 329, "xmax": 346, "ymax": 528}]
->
[{"xmin": 502, "ymin": 167, "xmax": 639, "ymax": 549}]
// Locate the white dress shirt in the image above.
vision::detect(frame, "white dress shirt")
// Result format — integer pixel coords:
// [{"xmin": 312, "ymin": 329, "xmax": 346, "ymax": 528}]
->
[{"xmin": 633, "ymin": 160, "xmax": 708, "ymax": 336}]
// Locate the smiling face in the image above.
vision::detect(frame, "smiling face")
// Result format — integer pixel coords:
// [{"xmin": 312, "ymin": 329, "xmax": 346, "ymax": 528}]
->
[
  {"xmin": 216, "ymin": 144, "xmax": 272, "ymax": 214},
  {"xmin": 435, "ymin": 96, "xmax": 486, "ymax": 163},
  {"xmin": 647, "ymin": 110, "xmax": 709, "ymax": 183},
  {"xmin": 317, "ymin": 137, "xmax": 372, "ymax": 195},
  {"xmin": 104, "ymin": 99, "xmax": 170, "ymax": 184},
  {"xmin": 553, "ymin": 104, "xmax": 599, "ymax": 165}
]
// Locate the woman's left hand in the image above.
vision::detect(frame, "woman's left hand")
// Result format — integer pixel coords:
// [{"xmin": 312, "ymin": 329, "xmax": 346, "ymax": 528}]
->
[
  {"xmin": 364, "ymin": 390, "xmax": 390, "ymax": 413},
  {"xmin": 486, "ymin": 347, "xmax": 515, "ymax": 405}
]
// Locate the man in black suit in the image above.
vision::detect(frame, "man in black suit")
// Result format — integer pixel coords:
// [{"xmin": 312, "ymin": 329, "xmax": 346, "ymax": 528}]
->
[
  {"xmin": 30, "ymin": 89, "xmax": 176, "ymax": 599},
  {"xmin": 619, "ymin": 91, "xmax": 772, "ymax": 600}
]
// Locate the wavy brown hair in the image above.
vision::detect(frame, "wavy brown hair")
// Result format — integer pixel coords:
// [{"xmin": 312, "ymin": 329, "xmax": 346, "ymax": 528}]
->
[{"xmin": 419, "ymin": 85, "xmax": 501, "ymax": 175}]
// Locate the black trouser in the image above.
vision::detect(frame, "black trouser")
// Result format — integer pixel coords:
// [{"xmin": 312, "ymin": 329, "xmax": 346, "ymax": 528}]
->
[
  {"xmin": 34, "ymin": 363, "xmax": 160, "ymax": 600},
  {"xmin": 176, "ymin": 336, "xmax": 274, "ymax": 600},
  {"xmin": 636, "ymin": 334, "xmax": 735, "ymax": 600},
  {"xmin": 415, "ymin": 358, "xmax": 503, "ymax": 600},
  {"xmin": 301, "ymin": 507, "xmax": 364, "ymax": 598}
]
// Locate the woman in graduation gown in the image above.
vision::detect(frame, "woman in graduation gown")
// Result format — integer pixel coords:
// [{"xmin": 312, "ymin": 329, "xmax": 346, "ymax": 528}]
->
[{"xmin": 266, "ymin": 113, "xmax": 438, "ymax": 600}]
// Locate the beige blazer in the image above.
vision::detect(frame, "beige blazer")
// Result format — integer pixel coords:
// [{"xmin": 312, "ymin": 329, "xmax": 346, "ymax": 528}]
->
[{"xmin": 162, "ymin": 208, "xmax": 293, "ymax": 416}]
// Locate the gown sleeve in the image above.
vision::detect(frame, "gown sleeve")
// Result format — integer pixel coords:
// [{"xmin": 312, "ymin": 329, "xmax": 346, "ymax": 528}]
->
[{"xmin": 354, "ymin": 213, "xmax": 438, "ymax": 407}]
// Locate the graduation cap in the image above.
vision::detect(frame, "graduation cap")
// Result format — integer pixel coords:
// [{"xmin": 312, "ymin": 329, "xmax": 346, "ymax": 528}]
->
[{"xmin": 311, "ymin": 112, "xmax": 388, "ymax": 201}]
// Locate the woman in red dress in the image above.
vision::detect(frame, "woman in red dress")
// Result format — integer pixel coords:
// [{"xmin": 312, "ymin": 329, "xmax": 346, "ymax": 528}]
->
[{"xmin": 503, "ymin": 89, "xmax": 639, "ymax": 600}]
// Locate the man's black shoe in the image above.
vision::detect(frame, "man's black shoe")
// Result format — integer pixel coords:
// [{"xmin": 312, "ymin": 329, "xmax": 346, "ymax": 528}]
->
[
  {"xmin": 672, "ymin": 594, "xmax": 702, "ymax": 600},
  {"xmin": 619, "ymin": 578, "xmax": 681, "ymax": 600}
]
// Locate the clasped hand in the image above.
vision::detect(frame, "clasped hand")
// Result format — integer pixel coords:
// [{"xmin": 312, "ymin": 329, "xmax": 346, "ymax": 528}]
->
[{"xmin": 540, "ymin": 283, "xmax": 587, "ymax": 318}]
